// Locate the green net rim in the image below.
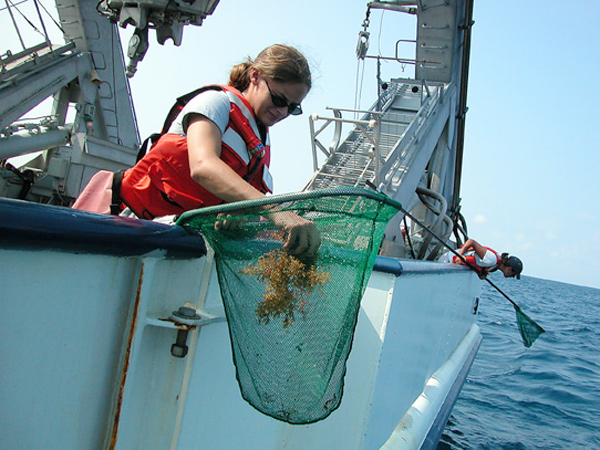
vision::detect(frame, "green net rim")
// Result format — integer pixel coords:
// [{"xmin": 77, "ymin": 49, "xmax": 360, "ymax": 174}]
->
[{"xmin": 175, "ymin": 187, "xmax": 403, "ymax": 225}]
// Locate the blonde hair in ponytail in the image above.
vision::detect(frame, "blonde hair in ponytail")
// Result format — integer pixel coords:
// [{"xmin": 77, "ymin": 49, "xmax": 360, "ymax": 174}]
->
[{"xmin": 229, "ymin": 44, "xmax": 312, "ymax": 92}]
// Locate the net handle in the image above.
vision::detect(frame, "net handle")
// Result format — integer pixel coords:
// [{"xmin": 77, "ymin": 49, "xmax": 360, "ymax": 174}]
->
[
  {"xmin": 368, "ymin": 184, "xmax": 546, "ymax": 348},
  {"xmin": 483, "ymin": 277, "xmax": 519, "ymax": 310}
]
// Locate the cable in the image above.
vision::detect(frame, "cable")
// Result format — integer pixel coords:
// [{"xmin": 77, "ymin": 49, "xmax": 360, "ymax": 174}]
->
[
  {"xmin": 38, "ymin": 0, "xmax": 64, "ymax": 34},
  {"xmin": 6, "ymin": 0, "xmax": 43, "ymax": 37},
  {"xmin": 377, "ymin": 10, "xmax": 385, "ymax": 56},
  {"xmin": 353, "ymin": 59, "xmax": 366, "ymax": 120}
]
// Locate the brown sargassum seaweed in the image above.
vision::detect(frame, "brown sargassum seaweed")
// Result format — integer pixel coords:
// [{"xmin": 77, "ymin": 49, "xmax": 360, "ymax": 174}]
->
[{"xmin": 240, "ymin": 249, "xmax": 330, "ymax": 328}]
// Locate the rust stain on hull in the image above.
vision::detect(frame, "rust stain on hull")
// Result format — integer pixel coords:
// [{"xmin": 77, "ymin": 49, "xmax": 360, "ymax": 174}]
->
[{"xmin": 109, "ymin": 263, "xmax": 144, "ymax": 449}]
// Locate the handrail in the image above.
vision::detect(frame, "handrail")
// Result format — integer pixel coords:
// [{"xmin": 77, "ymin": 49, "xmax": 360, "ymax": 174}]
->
[
  {"xmin": 415, "ymin": 186, "xmax": 453, "ymax": 260},
  {"xmin": 308, "ymin": 109, "xmax": 380, "ymax": 171}
]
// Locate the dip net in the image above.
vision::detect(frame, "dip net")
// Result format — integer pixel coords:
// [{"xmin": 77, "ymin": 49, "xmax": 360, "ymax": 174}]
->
[
  {"xmin": 176, "ymin": 188, "xmax": 402, "ymax": 424},
  {"xmin": 515, "ymin": 307, "xmax": 545, "ymax": 348}
]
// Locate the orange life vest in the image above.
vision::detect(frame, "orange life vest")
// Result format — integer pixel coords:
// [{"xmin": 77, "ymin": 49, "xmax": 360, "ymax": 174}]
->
[{"xmin": 120, "ymin": 85, "xmax": 272, "ymax": 219}]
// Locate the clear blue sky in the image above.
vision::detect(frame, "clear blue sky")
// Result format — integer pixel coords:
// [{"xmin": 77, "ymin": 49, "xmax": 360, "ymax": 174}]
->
[
  {"xmin": 5, "ymin": 1, "xmax": 599, "ymax": 289},
  {"xmin": 129, "ymin": 0, "xmax": 600, "ymax": 289},
  {"xmin": 457, "ymin": 1, "xmax": 600, "ymax": 290}
]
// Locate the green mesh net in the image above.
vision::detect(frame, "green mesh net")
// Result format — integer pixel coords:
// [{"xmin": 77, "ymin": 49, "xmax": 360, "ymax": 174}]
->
[
  {"xmin": 515, "ymin": 307, "xmax": 545, "ymax": 348},
  {"xmin": 176, "ymin": 187, "xmax": 402, "ymax": 424}
]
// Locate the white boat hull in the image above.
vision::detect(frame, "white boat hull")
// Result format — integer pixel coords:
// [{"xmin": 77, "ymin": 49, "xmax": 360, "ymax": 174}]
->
[{"xmin": 0, "ymin": 200, "xmax": 481, "ymax": 450}]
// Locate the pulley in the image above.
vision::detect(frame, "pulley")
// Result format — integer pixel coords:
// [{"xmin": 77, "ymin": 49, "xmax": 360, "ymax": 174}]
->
[{"xmin": 356, "ymin": 30, "xmax": 370, "ymax": 60}]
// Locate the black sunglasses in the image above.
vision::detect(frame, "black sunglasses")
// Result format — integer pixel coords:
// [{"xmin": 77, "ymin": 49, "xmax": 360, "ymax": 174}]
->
[{"xmin": 264, "ymin": 79, "xmax": 302, "ymax": 116}]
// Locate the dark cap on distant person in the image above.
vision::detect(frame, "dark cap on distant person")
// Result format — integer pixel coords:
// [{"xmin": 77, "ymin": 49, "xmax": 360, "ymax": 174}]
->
[{"xmin": 507, "ymin": 256, "xmax": 523, "ymax": 279}]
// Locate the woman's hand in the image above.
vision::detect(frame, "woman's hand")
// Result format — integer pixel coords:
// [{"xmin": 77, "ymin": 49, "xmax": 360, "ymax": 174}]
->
[
  {"xmin": 214, "ymin": 213, "xmax": 247, "ymax": 230},
  {"xmin": 270, "ymin": 210, "xmax": 321, "ymax": 258},
  {"xmin": 186, "ymin": 116, "xmax": 320, "ymax": 256}
]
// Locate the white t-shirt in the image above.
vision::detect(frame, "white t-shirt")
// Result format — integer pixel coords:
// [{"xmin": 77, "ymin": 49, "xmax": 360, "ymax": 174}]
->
[
  {"xmin": 438, "ymin": 249, "xmax": 497, "ymax": 267},
  {"xmin": 468, "ymin": 249, "xmax": 498, "ymax": 268},
  {"xmin": 168, "ymin": 90, "xmax": 230, "ymax": 137}
]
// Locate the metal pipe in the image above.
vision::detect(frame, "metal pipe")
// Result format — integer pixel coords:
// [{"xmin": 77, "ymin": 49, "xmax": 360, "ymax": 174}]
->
[
  {"xmin": 368, "ymin": 2, "xmax": 417, "ymax": 14},
  {"xmin": 4, "ymin": 0, "xmax": 26, "ymax": 50},
  {"xmin": 329, "ymin": 109, "xmax": 343, "ymax": 154},
  {"xmin": 326, "ymin": 107, "xmax": 384, "ymax": 116},
  {"xmin": 309, "ymin": 115, "xmax": 319, "ymax": 171},
  {"xmin": 416, "ymin": 186, "xmax": 449, "ymax": 259},
  {"xmin": 0, "ymin": 126, "xmax": 71, "ymax": 159},
  {"xmin": 310, "ymin": 115, "xmax": 375, "ymax": 127},
  {"xmin": 363, "ymin": 54, "xmax": 440, "ymax": 66},
  {"xmin": 33, "ymin": 0, "xmax": 52, "ymax": 49}
]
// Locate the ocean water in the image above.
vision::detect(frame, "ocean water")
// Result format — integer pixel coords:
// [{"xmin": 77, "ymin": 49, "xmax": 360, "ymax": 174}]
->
[{"xmin": 437, "ymin": 274, "xmax": 600, "ymax": 449}]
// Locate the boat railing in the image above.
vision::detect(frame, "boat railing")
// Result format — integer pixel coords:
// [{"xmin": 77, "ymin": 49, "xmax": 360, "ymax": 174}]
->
[{"xmin": 0, "ymin": 197, "xmax": 206, "ymax": 259}]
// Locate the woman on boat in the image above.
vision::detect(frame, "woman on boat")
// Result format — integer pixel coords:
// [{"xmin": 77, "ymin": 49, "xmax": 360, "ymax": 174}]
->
[
  {"xmin": 439, "ymin": 238, "xmax": 523, "ymax": 279},
  {"xmin": 73, "ymin": 44, "xmax": 320, "ymax": 257}
]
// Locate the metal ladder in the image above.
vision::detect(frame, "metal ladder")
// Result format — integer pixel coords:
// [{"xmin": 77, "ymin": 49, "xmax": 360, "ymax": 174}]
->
[
  {"xmin": 305, "ymin": 79, "xmax": 437, "ymax": 193},
  {"xmin": 305, "ymin": 77, "xmax": 454, "ymax": 259}
]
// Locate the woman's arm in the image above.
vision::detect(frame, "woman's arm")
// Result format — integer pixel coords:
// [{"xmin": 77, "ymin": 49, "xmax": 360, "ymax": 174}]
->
[
  {"xmin": 459, "ymin": 238, "xmax": 487, "ymax": 259},
  {"xmin": 186, "ymin": 115, "xmax": 320, "ymax": 257},
  {"xmin": 187, "ymin": 115, "xmax": 265, "ymax": 202}
]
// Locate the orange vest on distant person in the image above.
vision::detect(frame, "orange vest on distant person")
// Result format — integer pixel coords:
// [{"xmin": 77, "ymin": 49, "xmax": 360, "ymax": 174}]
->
[
  {"xmin": 453, "ymin": 246, "xmax": 500, "ymax": 273},
  {"xmin": 120, "ymin": 85, "xmax": 272, "ymax": 219}
]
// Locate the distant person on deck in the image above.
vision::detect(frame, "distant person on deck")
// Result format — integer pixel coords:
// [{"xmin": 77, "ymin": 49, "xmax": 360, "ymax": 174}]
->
[{"xmin": 438, "ymin": 238, "xmax": 523, "ymax": 279}]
